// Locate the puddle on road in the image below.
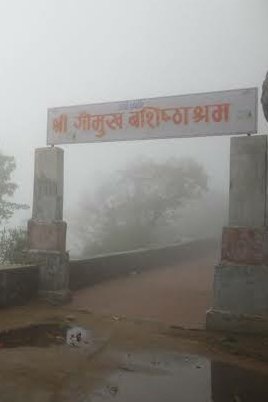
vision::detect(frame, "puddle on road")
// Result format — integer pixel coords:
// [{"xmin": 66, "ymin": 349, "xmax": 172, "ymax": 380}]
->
[
  {"xmin": 91, "ymin": 352, "xmax": 268, "ymax": 402},
  {"xmin": 0, "ymin": 327, "xmax": 267, "ymax": 401},
  {"xmin": 0, "ymin": 323, "xmax": 92, "ymax": 349},
  {"xmin": 0, "ymin": 323, "xmax": 68, "ymax": 348}
]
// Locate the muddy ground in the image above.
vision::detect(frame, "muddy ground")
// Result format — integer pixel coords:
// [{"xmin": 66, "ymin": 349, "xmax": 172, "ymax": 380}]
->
[
  {"xmin": 0, "ymin": 246, "xmax": 268, "ymax": 401},
  {"xmin": 71, "ymin": 252, "xmax": 216, "ymax": 329}
]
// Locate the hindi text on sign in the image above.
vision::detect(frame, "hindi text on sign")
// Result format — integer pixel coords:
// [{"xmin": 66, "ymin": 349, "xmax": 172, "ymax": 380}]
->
[{"xmin": 47, "ymin": 88, "xmax": 257, "ymax": 144}]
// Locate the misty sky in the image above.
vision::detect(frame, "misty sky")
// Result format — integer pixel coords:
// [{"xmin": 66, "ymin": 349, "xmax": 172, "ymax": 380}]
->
[{"xmin": 0, "ymin": 0, "xmax": 268, "ymax": 228}]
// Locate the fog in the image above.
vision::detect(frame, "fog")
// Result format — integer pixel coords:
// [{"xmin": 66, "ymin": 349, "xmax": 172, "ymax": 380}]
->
[{"xmin": 0, "ymin": 0, "xmax": 268, "ymax": 255}]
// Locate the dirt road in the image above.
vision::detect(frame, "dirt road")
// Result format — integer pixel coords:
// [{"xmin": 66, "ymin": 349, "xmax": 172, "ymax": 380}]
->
[
  {"xmin": 0, "ymin": 246, "xmax": 267, "ymax": 401},
  {"xmin": 71, "ymin": 252, "xmax": 218, "ymax": 329}
]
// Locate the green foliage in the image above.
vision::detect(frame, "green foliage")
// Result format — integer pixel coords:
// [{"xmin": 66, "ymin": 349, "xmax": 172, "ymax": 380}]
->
[
  {"xmin": 0, "ymin": 152, "xmax": 30, "ymax": 265},
  {"xmin": 77, "ymin": 158, "xmax": 208, "ymax": 256},
  {"xmin": 0, "ymin": 152, "xmax": 28, "ymax": 225},
  {"xmin": 0, "ymin": 227, "xmax": 29, "ymax": 264}
]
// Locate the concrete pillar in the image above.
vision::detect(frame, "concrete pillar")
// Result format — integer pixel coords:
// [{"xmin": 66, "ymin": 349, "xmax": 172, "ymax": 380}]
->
[
  {"xmin": 206, "ymin": 135, "xmax": 268, "ymax": 333},
  {"xmin": 28, "ymin": 147, "xmax": 70, "ymax": 304},
  {"xmin": 229, "ymin": 135, "xmax": 267, "ymax": 227},
  {"xmin": 32, "ymin": 147, "xmax": 64, "ymax": 221}
]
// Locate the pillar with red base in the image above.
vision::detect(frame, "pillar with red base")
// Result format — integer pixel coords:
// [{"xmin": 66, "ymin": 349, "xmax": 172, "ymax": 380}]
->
[
  {"xmin": 206, "ymin": 135, "xmax": 268, "ymax": 333},
  {"xmin": 28, "ymin": 147, "xmax": 70, "ymax": 304}
]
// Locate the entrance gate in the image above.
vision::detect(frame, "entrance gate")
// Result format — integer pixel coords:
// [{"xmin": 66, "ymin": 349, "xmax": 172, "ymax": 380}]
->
[{"xmin": 27, "ymin": 87, "xmax": 268, "ymax": 333}]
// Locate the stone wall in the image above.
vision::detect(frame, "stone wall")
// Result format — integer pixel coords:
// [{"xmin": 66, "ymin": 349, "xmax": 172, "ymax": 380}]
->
[
  {"xmin": 69, "ymin": 239, "xmax": 217, "ymax": 290},
  {"xmin": 0, "ymin": 239, "xmax": 217, "ymax": 308}
]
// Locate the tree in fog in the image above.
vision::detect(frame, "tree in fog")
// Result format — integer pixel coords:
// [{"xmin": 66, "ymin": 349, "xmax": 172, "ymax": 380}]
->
[
  {"xmin": 0, "ymin": 152, "xmax": 27, "ymax": 224},
  {"xmin": 75, "ymin": 158, "xmax": 208, "ymax": 256},
  {"xmin": 0, "ymin": 152, "xmax": 28, "ymax": 263}
]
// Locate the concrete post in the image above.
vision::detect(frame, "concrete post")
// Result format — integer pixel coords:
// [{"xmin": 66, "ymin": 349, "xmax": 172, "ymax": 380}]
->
[
  {"xmin": 206, "ymin": 135, "xmax": 268, "ymax": 333},
  {"xmin": 32, "ymin": 147, "xmax": 64, "ymax": 221},
  {"xmin": 28, "ymin": 147, "xmax": 70, "ymax": 304}
]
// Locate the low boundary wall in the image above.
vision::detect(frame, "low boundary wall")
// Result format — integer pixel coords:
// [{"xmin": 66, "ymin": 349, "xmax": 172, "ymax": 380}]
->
[
  {"xmin": 69, "ymin": 238, "xmax": 218, "ymax": 290},
  {"xmin": 0, "ymin": 238, "xmax": 218, "ymax": 307}
]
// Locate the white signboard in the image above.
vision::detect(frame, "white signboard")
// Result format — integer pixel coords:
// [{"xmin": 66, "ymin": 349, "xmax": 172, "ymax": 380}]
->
[{"xmin": 47, "ymin": 88, "xmax": 258, "ymax": 145}]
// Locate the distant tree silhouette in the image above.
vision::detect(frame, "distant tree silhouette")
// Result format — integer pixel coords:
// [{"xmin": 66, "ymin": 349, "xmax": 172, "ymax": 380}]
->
[
  {"xmin": 0, "ymin": 152, "xmax": 28, "ymax": 225},
  {"xmin": 75, "ymin": 158, "xmax": 208, "ymax": 256}
]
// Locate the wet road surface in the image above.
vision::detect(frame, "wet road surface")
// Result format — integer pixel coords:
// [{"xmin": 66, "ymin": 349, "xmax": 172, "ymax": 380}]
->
[
  {"xmin": 0, "ymin": 244, "xmax": 267, "ymax": 401},
  {"xmin": 0, "ymin": 330, "xmax": 267, "ymax": 402},
  {"xmin": 71, "ymin": 253, "xmax": 216, "ymax": 329},
  {"xmin": 91, "ymin": 351, "xmax": 268, "ymax": 402}
]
